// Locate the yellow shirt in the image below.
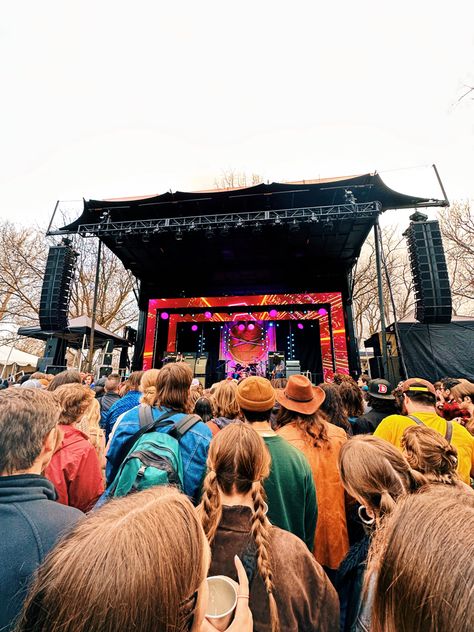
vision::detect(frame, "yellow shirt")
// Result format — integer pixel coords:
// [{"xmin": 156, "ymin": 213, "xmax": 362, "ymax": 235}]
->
[{"xmin": 374, "ymin": 411, "xmax": 474, "ymax": 484}]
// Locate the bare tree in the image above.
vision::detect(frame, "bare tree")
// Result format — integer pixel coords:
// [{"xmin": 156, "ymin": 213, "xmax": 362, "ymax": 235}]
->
[
  {"xmin": 438, "ymin": 202, "xmax": 474, "ymax": 314},
  {"xmin": 214, "ymin": 170, "xmax": 263, "ymax": 190},
  {"xmin": 0, "ymin": 222, "xmax": 137, "ymax": 354}
]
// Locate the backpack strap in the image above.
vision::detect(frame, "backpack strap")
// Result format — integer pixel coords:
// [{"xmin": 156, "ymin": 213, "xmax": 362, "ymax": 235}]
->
[
  {"xmin": 139, "ymin": 404, "xmax": 155, "ymax": 429},
  {"xmin": 409, "ymin": 414, "xmax": 453, "ymax": 443},
  {"xmin": 170, "ymin": 414, "xmax": 201, "ymax": 439},
  {"xmin": 407, "ymin": 415, "xmax": 425, "ymax": 426},
  {"xmin": 445, "ymin": 419, "xmax": 453, "ymax": 443}
]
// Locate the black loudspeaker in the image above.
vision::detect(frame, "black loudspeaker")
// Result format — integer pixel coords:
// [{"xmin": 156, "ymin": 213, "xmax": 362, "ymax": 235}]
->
[
  {"xmin": 39, "ymin": 242, "xmax": 77, "ymax": 331},
  {"xmin": 404, "ymin": 218, "xmax": 452, "ymax": 324},
  {"xmin": 103, "ymin": 339, "xmax": 114, "ymax": 365}
]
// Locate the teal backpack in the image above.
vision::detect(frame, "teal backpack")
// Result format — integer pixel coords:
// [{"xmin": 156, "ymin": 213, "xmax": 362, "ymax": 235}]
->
[{"xmin": 109, "ymin": 406, "xmax": 200, "ymax": 497}]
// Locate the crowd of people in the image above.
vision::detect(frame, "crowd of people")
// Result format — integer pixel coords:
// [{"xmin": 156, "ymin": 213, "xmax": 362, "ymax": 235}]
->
[{"xmin": 0, "ymin": 365, "xmax": 473, "ymax": 631}]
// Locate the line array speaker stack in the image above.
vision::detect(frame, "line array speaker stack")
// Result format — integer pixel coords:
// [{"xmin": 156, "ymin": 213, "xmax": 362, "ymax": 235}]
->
[
  {"xmin": 404, "ymin": 214, "xmax": 452, "ymax": 324},
  {"xmin": 39, "ymin": 241, "xmax": 78, "ymax": 331}
]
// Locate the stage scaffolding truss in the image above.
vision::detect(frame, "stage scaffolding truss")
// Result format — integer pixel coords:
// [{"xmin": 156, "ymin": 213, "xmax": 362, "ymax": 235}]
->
[{"xmin": 49, "ymin": 201, "xmax": 382, "ymax": 238}]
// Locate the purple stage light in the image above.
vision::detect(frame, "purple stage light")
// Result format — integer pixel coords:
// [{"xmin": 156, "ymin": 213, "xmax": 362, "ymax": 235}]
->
[
  {"xmin": 160, "ymin": 312, "xmax": 169, "ymax": 320},
  {"xmin": 318, "ymin": 308, "xmax": 328, "ymax": 316},
  {"xmin": 269, "ymin": 309, "xmax": 278, "ymax": 318},
  {"xmin": 247, "ymin": 323, "xmax": 255, "ymax": 331},
  {"xmin": 191, "ymin": 324, "xmax": 198, "ymax": 332},
  {"xmin": 204, "ymin": 311, "xmax": 212, "ymax": 319},
  {"xmin": 297, "ymin": 323, "xmax": 304, "ymax": 330},
  {"xmin": 238, "ymin": 323, "xmax": 246, "ymax": 332}
]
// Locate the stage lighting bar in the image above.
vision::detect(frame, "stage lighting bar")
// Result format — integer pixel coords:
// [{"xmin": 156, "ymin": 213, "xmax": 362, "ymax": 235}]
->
[{"xmin": 51, "ymin": 202, "xmax": 381, "ymax": 237}]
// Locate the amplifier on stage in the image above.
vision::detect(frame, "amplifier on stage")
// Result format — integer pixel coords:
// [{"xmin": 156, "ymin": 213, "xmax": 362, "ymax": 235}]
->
[{"xmin": 286, "ymin": 360, "xmax": 301, "ymax": 378}]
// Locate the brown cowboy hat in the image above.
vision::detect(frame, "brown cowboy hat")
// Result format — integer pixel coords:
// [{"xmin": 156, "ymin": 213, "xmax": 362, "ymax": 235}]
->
[{"xmin": 275, "ymin": 374, "xmax": 325, "ymax": 415}]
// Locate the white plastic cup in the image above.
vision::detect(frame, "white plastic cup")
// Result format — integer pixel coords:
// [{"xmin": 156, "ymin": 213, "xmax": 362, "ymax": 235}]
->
[{"xmin": 205, "ymin": 575, "xmax": 238, "ymax": 631}]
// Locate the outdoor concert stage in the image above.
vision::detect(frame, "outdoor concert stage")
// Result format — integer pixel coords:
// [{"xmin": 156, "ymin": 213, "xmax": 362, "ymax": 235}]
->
[{"xmin": 58, "ymin": 173, "xmax": 445, "ymax": 385}]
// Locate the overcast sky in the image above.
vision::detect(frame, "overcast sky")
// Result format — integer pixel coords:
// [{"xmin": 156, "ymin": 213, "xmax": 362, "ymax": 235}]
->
[{"xmin": 1, "ymin": 1, "xmax": 473, "ymax": 227}]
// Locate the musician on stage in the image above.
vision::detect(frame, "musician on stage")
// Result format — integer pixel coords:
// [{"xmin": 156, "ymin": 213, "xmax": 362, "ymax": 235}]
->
[{"xmin": 272, "ymin": 355, "xmax": 285, "ymax": 379}]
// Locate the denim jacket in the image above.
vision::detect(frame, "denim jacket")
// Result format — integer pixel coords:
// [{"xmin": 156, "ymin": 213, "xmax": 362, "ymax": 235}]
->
[{"xmin": 105, "ymin": 405, "xmax": 212, "ymax": 503}]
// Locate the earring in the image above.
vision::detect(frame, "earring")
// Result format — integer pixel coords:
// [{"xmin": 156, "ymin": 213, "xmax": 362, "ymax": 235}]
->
[{"xmin": 358, "ymin": 505, "xmax": 375, "ymax": 525}]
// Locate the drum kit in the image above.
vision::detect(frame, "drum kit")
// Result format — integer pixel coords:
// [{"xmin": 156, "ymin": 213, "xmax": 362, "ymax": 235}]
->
[{"xmin": 230, "ymin": 361, "xmax": 265, "ymax": 380}]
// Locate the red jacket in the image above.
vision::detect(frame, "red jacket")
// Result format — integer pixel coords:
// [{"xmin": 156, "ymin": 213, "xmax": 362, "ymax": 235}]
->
[{"xmin": 45, "ymin": 425, "xmax": 104, "ymax": 513}]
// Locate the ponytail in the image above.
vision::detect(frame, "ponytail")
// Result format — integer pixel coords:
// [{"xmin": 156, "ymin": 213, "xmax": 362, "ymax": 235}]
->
[
  {"xmin": 198, "ymin": 470, "xmax": 222, "ymax": 543},
  {"xmin": 406, "ymin": 466, "xmax": 429, "ymax": 492},
  {"xmin": 250, "ymin": 482, "xmax": 280, "ymax": 632}
]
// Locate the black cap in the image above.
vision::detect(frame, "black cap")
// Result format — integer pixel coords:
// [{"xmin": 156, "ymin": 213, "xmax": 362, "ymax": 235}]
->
[{"xmin": 368, "ymin": 378, "xmax": 395, "ymax": 400}]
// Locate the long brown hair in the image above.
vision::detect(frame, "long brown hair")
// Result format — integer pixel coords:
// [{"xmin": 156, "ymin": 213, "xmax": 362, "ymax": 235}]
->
[
  {"xmin": 47, "ymin": 370, "xmax": 82, "ymax": 392},
  {"xmin": 198, "ymin": 423, "xmax": 280, "ymax": 632},
  {"xmin": 275, "ymin": 406, "xmax": 328, "ymax": 447},
  {"xmin": 401, "ymin": 425, "xmax": 460, "ymax": 486},
  {"xmin": 153, "ymin": 363, "xmax": 193, "ymax": 413},
  {"xmin": 53, "ymin": 384, "xmax": 95, "ymax": 426},
  {"xmin": 318, "ymin": 382, "xmax": 351, "ymax": 433},
  {"xmin": 15, "ymin": 487, "xmax": 209, "ymax": 632},
  {"xmin": 339, "ymin": 435, "xmax": 427, "ymax": 519},
  {"xmin": 368, "ymin": 485, "xmax": 474, "ymax": 632},
  {"xmin": 338, "ymin": 380, "xmax": 364, "ymax": 417},
  {"xmin": 213, "ymin": 380, "xmax": 239, "ymax": 419}
]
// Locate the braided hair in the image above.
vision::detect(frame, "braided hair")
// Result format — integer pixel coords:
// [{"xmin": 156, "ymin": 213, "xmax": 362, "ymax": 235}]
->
[{"xmin": 198, "ymin": 423, "xmax": 280, "ymax": 632}]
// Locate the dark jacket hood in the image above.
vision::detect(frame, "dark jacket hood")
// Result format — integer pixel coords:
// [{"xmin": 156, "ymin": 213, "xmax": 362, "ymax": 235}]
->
[{"xmin": 0, "ymin": 474, "xmax": 57, "ymax": 503}]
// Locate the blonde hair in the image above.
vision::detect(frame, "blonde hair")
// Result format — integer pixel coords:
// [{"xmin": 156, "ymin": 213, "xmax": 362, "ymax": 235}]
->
[
  {"xmin": 339, "ymin": 435, "xmax": 427, "ymax": 519},
  {"xmin": 213, "ymin": 380, "xmax": 239, "ymax": 419},
  {"xmin": 53, "ymin": 384, "xmax": 95, "ymax": 426},
  {"xmin": 79, "ymin": 398, "xmax": 104, "ymax": 460},
  {"xmin": 401, "ymin": 425, "xmax": 460, "ymax": 486},
  {"xmin": 16, "ymin": 487, "xmax": 209, "ymax": 632},
  {"xmin": 198, "ymin": 423, "xmax": 280, "ymax": 632},
  {"xmin": 140, "ymin": 369, "xmax": 160, "ymax": 406},
  {"xmin": 368, "ymin": 485, "xmax": 474, "ymax": 632}
]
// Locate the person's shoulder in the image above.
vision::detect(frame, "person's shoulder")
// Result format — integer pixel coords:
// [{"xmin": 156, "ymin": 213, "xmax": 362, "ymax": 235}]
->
[
  {"xmin": 270, "ymin": 525, "xmax": 325, "ymax": 573},
  {"xmin": 187, "ymin": 417, "xmax": 213, "ymax": 441},
  {"xmin": 375, "ymin": 413, "xmax": 406, "ymax": 430},
  {"xmin": 451, "ymin": 420, "xmax": 474, "ymax": 444},
  {"xmin": 326, "ymin": 422, "xmax": 348, "ymax": 440},
  {"xmin": 269, "ymin": 434, "xmax": 312, "ymax": 465}
]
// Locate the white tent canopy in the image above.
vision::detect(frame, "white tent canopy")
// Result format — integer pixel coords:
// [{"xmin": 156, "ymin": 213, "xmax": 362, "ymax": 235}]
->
[{"xmin": 0, "ymin": 344, "xmax": 39, "ymax": 377}]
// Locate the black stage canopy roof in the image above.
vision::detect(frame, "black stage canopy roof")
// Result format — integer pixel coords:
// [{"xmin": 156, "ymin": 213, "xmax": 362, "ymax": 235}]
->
[
  {"xmin": 18, "ymin": 316, "xmax": 130, "ymax": 350},
  {"xmin": 56, "ymin": 173, "xmax": 446, "ymax": 301}
]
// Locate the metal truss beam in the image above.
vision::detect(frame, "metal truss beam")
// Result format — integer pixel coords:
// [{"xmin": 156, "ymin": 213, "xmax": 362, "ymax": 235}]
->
[{"xmin": 49, "ymin": 202, "xmax": 382, "ymax": 237}]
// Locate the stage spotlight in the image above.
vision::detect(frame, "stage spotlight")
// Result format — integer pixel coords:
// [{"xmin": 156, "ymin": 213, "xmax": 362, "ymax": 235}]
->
[
  {"xmin": 142, "ymin": 233, "xmax": 150, "ymax": 243},
  {"xmin": 323, "ymin": 221, "xmax": 334, "ymax": 232},
  {"xmin": 269, "ymin": 308, "xmax": 278, "ymax": 318},
  {"xmin": 273, "ymin": 217, "xmax": 282, "ymax": 226},
  {"xmin": 318, "ymin": 308, "xmax": 328, "ymax": 316},
  {"xmin": 297, "ymin": 323, "xmax": 304, "ymax": 330},
  {"xmin": 115, "ymin": 234, "xmax": 124, "ymax": 246},
  {"xmin": 268, "ymin": 322, "xmax": 274, "ymax": 327},
  {"xmin": 310, "ymin": 213, "xmax": 319, "ymax": 223},
  {"xmin": 191, "ymin": 324, "xmax": 198, "ymax": 332},
  {"xmin": 161, "ymin": 312, "xmax": 169, "ymax": 320},
  {"xmin": 289, "ymin": 220, "xmax": 300, "ymax": 233},
  {"xmin": 204, "ymin": 311, "xmax": 212, "ymax": 319},
  {"xmin": 175, "ymin": 230, "xmax": 183, "ymax": 241},
  {"xmin": 254, "ymin": 222, "xmax": 262, "ymax": 233},
  {"xmin": 220, "ymin": 225, "xmax": 230, "ymax": 237},
  {"xmin": 247, "ymin": 323, "xmax": 255, "ymax": 331},
  {"xmin": 206, "ymin": 228, "xmax": 215, "ymax": 240}
]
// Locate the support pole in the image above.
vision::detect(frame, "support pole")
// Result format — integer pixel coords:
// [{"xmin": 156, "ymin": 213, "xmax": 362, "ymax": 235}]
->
[
  {"xmin": 374, "ymin": 217, "xmax": 389, "ymax": 379},
  {"xmin": 87, "ymin": 238, "xmax": 102, "ymax": 372}
]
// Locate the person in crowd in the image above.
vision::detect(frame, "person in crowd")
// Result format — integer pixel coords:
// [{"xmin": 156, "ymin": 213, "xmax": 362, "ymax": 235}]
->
[
  {"xmin": 99, "ymin": 373, "xmax": 121, "ymax": 418},
  {"xmin": 47, "ymin": 369, "xmax": 82, "ymax": 391},
  {"xmin": 274, "ymin": 375, "xmax": 349, "ymax": 577},
  {"xmin": 207, "ymin": 379, "xmax": 240, "ymax": 435},
  {"xmin": 91, "ymin": 375, "xmax": 106, "ymax": 398},
  {"xmin": 102, "ymin": 370, "xmax": 144, "ymax": 441},
  {"xmin": 401, "ymin": 424, "xmax": 468, "ymax": 487},
  {"xmin": 15, "ymin": 486, "xmax": 253, "ymax": 632},
  {"xmin": 45, "ymin": 384, "xmax": 104, "ymax": 512},
  {"xmin": 357, "ymin": 374, "xmax": 370, "ymax": 391},
  {"xmin": 199, "ymin": 423, "xmax": 339, "ymax": 632},
  {"xmin": 318, "ymin": 382, "xmax": 352, "ymax": 434},
  {"xmin": 82, "ymin": 373, "xmax": 94, "ymax": 387},
  {"xmin": 235, "ymin": 376, "xmax": 317, "ymax": 551},
  {"xmin": 337, "ymin": 434, "xmax": 427, "ymax": 632},
  {"xmin": 374, "ymin": 378, "xmax": 474, "ymax": 484},
  {"xmin": 190, "ymin": 387, "xmax": 202, "ymax": 409},
  {"xmin": 269, "ymin": 378, "xmax": 287, "ymax": 428},
  {"xmin": 78, "ymin": 397, "xmax": 106, "ymax": 469},
  {"xmin": 450, "ymin": 378, "xmax": 474, "ymax": 434},
  {"xmin": 0, "ymin": 389, "xmax": 83, "ymax": 631},
  {"xmin": 194, "ymin": 396, "xmax": 214, "ymax": 423},
  {"xmin": 435, "ymin": 376, "xmax": 467, "ymax": 420},
  {"xmin": 20, "ymin": 378, "xmax": 42, "ymax": 389},
  {"xmin": 106, "ymin": 363, "xmax": 212, "ymax": 503},
  {"xmin": 366, "ymin": 485, "xmax": 474, "ymax": 632},
  {"xmin": 339, "ymin": 380, "xmax": 365, "ymax": 425},
  {"xmin": 352, "ymin": 379, "xmax": 397, "ymax": 435}
]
